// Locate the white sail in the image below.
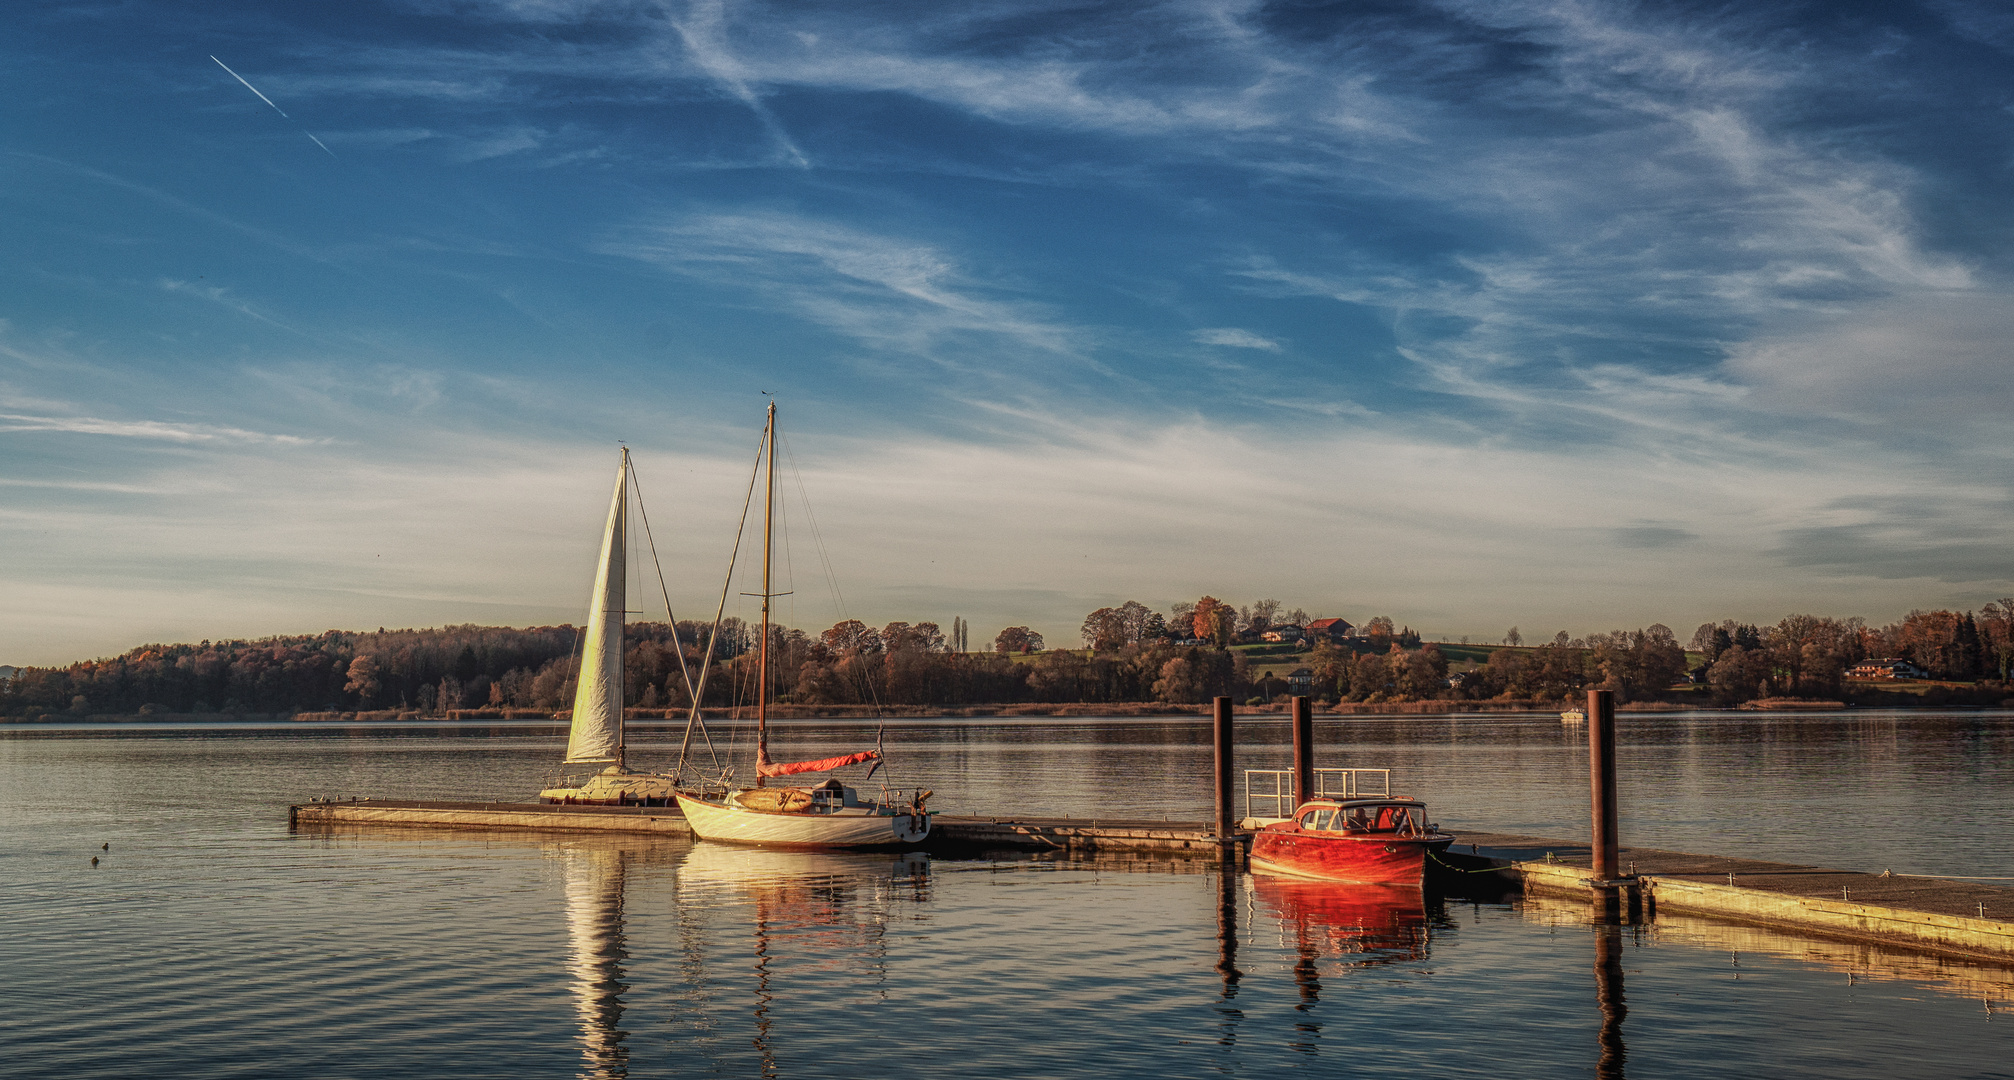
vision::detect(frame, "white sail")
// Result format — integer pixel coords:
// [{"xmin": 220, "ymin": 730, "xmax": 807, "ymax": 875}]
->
[{"xmin": 565, "ymin": 453, "xmax": 627, "ymax": 764}]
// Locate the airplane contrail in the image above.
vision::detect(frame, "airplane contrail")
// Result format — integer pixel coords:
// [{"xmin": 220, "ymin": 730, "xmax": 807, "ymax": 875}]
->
[
  {"xmin": 210, "ymin": 55, "xmax": 288, "ymax": 118},
  {"xmin": 304, "ymin": 132, "xmax": 337, "ymax": 158}
]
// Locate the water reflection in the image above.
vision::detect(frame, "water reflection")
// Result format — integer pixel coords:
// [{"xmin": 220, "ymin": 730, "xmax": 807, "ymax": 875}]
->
[
  {"xmin": 1248, "ymin": 876, "xmax": 1434, "ymax": 1055},
  {"xmin": 1595, "ymin": 921, "xmax": 1628, "ymax": 1080},
  {"xmin": 673, "ymin": 843, "xmax": 932, "ymax": 1076},
  {"xmin": 561, "ymin": 845, "xmax": 631, "ymax": 1079},
  {"xmin": 1214, "ymin": 851, "xmax": 1242, "ymax": 992},
  {"xmin": 1250, "ymin": 877, "xmax": 1432, "ymax": 969},
  {"xmin": 1523, "ymin": 890, "xmax": 2014, "ymax": 1009}
]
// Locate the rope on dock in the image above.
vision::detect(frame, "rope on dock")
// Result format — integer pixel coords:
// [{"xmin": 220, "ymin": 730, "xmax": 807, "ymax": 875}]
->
[{"xmin": 1428, "ymin": 850, "xmax": 1515, "ymax": 874}]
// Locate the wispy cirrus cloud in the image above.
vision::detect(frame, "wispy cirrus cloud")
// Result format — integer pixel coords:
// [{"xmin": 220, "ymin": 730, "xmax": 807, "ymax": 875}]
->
[
  {"xmin": 0, "ymin": 412, "xmax": 317, "ymax": 445},
  {"xmin": 1193, "ymin": 327, "xmax": 1280, "ymax": 351},
  {"xmin": 604, "ymin": 209, "xmax": 1089, "ymax": 366}
]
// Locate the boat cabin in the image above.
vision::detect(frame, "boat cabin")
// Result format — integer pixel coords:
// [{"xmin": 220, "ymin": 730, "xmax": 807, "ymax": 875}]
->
[
  {"xmin": 1292, "ymin": 798, "xmax": 1433, "ymax": 839},
  {"xmin": 806, "ymin": 778, "xmax": 857, "ymax": 811}
]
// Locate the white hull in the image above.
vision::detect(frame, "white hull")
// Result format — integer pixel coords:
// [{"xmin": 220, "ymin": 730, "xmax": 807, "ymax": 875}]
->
[{"xmin": 676, "ymin": 792, "xmax": 930, "ymax": 848}]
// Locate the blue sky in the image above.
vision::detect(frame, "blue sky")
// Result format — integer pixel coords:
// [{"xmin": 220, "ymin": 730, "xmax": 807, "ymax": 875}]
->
[{"xmin": 4, "ymin": 0, "xmax": 2012, "ymax": 665}]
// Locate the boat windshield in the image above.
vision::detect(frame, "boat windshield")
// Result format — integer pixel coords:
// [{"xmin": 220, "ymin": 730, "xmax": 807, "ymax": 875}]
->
[{"xmin": 1303, "ymin": 803, "xmax": 1427, "ymax": 836}]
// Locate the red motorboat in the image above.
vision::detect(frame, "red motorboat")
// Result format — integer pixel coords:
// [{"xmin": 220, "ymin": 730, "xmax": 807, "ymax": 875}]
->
[{"xmin": 1248, "ymin": 796, "xmax": 1455, "ymax": 886}]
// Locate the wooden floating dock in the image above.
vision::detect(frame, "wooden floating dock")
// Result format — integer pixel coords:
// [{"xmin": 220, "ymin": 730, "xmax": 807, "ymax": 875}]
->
[
  {"xmin": 289, "ymin": 800, "xmax": 2014, "ymax": 964},
  {"xmin": 288, "ymin": 800, "xmax": 1237, "ymax": 853},
  {"xmin": 1441, "ymin": 830, "xmax": 2014, "ymax": 965}
]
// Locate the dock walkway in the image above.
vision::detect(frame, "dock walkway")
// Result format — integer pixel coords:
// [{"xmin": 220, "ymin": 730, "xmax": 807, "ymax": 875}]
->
[
  {"xmin": 288, "ymin": 800, "xmax": 1234, "ymax": 853},
  {"xmin": 1445, "ymin": 830, "xmax": 2014, "ymax": 963}
]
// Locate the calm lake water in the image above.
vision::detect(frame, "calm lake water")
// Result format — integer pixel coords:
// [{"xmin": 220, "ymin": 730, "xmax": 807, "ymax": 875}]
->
[{"xmin": 3, "ymin": 712, "xmax": 2011, "ymax": 1078}]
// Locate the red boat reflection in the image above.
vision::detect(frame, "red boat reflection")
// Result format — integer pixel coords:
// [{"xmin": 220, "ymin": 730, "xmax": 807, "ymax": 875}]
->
[{"xmin": 1251, "ymin": 875, "xmax": 1431, "ymax": 964}]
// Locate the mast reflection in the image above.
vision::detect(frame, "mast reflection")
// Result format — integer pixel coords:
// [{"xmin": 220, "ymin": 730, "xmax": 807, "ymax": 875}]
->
[
  {"xmin": 561, "ymin": 845, "xmax": 631, "ymax": 1080},
  {"xmin": 676, "ymin": 843, "xmax": 932, "ymax": 1074}
]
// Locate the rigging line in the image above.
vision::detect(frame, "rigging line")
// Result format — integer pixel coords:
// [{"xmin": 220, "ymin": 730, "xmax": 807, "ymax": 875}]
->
[
  {"xmin": 675, "ymin": 422, "xmax": 767, "ymax": 777},
  {"xmin": 778, "ymin": 431, "xmax": 849, "ymax": 625},
  {"xmin": 779, "ymin": 431, "xmax": 885, "ymax": 714},
  {"xmin": 627, "ymin": 460, "xmax": 700, "ymax": 712}
]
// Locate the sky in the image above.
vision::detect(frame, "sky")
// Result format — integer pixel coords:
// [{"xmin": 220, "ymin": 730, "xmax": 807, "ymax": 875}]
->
[{"xmin": 4, "ymin": 0, "xmax": 2012, "ymax": 666}]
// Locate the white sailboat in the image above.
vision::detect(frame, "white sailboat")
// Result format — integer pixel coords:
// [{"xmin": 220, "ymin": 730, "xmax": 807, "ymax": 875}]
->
[
  {"xmin": 540, "ymin": 448, "xmax": 680, "ymax": 805},
  {"xmin": 674, "ymin": 402, "xmax": 932, "ymax": 848}
]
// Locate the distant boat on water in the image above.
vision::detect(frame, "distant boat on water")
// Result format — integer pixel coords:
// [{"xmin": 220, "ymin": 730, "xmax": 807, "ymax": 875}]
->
[{"xmin": 1560, "ymin": 708, "xmax": 1585, "ymax": 723}]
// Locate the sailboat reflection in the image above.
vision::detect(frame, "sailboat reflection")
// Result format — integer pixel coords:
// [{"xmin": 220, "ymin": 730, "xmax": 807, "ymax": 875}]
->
[
  {"xmin": 676, "ymin": 843, "xmax": 932, "ymax": 1074},
  {"xmin": 561, "ymin": 844, "xmax": 632, "ymax": 1080}
]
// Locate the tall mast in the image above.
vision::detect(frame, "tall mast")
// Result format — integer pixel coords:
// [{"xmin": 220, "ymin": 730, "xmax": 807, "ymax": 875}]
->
[{"xmin": 756, "ymin": 401, "xmax": 776, "ymax": 776}]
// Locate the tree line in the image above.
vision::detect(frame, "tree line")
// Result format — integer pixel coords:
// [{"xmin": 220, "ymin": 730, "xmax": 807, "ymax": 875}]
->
[{"xmin": 5, "ymin": 598, "xmax": 2010, "ymax": 717}]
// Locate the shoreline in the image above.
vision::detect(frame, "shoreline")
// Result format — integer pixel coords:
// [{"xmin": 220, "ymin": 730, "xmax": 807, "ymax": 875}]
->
[{"xmin": 8, "ymin": 701, "xmax": 2011, "ymax": 726}]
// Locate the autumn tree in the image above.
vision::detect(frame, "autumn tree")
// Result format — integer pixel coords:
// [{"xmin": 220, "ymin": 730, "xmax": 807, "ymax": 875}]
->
[
  {"xmin": 344, "ymin": 655, "xmax": 381, "ymax": 707},
  {"xmin": 1397, "ymin": 644, "xmax": 1449, "ymax": 699},
  {"xmin": 1707, "ymin": 646, "xmax": 1770, "ymax": 705},
  {"xmin": 821, "ymin": 620, "xmax": 883, "ymax": 655},
  {"xmin": 1191, "ymin": 596, "xmax": 1233, "ymax": 644},
  {"xmin": 1979, "ymin": 600, "xmax": 2014, "ymax": 680},
  {"xmin": 1588, "ymin": 625, "xmax": 1686, "ymax": 702},
  {"xmin": 1347, "ymin": 651, "xmax": 1391, "ymax": 701},
  {"xmin": 882, "ymin": 622, "xmax": 946, "ymax": 653},
  {"xmin": 1081, "ymin": 607, "xmax": 1128, "ymax": 652},
  {"xmin": 1152, "ymin": 648, "xmax": 1238, "ymax": 703},
  {"xmin": 993, "ymin": 626, "xmax": 1044, "ymax": 654}
]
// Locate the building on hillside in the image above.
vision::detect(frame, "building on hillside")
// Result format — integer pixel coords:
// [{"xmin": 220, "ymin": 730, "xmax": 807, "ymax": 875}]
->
[
  {"xmin": 1848, "ymin": 658, "xmax": 1931, "ymax": 680},
  {"xmin": 1305, "ymin": 618, "xmax": 1355, "ymax": 642},
  {"xmin": 1260, "ymin": 625, "xmax": 1306, "ymax": 644},
  {"xmin": 1286, "ymin": 667, "xmax": 1315, "ymax": 692}
]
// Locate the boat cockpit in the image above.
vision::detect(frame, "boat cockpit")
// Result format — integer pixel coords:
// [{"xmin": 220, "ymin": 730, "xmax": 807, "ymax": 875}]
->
[{"xmin": 1295, "ymin": 799, "xmax": 1435, "ymax": 839}]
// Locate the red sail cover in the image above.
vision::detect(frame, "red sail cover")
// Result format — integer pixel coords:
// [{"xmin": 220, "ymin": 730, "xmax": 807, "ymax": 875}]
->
[{"xmin": 756, "ymin": 749, "xmax": 880, "ymax": 778}]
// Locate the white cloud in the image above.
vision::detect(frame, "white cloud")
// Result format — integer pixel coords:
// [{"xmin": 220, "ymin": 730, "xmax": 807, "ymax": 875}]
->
[
  {"xmin": 0, "ymin": 412, "xmax": 317, "ymax": 445},
  {"xmin": 1725, "ymin": 291, "xmax": 2014, "ymax": 425},
  {"xmin": 1192, "ymin": 327, "xmax": 1281, "ymax": 351}
]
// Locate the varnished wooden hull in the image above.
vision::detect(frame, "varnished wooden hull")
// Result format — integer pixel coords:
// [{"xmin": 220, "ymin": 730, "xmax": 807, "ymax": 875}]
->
[
  {"xmin": 1250, "ymin": 829, "xmax": 1453, "ymax": 886},
  {"xmin": 675, "ymin": 792, "xmax": 930, "ymax": 848}
]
